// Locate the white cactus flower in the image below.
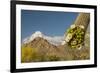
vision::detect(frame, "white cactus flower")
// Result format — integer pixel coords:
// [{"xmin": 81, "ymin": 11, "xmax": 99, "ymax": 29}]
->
[
  {"xmin": 71, "ymin": 40, "xmax": 77, "ymax": 45},
  {"xmin": 79, "ymin": 25, "xmax": 84, "ymax": 29},
  {"xmin": 77, "ymin": 44, "xmax": 83, "ymax": 50},
  {"xmin": 65, "ymin": 33, "xmax": 72, "ymax": 42},
  {"xmin": 61, "ymin": 41, "xmax": 66, "ymax": 45},
  {"xmin": 70, "ymin": 24, "xmax": 76, "ymax": 29}
]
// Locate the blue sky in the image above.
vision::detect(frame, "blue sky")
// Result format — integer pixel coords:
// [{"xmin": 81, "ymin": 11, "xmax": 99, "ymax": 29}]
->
[{"xmin": 21, "ymin": 10, "xmax": 79, "ymax": 39}]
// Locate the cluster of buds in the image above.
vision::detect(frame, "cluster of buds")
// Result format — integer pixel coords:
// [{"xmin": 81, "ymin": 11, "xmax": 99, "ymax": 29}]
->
[{"xmin": 64, "ymin": 24, "xmax": 85, "ymax": 49}]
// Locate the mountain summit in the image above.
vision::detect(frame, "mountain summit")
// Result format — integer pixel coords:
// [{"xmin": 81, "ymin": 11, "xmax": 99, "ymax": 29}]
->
[
  {"xmin": 29, "ymin": 31, "xmax": 43, "ymax": 41},
  {"xmin": 22, "ymin": 31, "xmax": 64, "ymax": 46}
]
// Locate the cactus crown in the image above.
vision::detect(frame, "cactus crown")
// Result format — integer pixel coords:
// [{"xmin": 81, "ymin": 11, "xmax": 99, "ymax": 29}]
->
[{"xmin": 65, "ymin": 25, "xmax": 85, "ymax": 49}]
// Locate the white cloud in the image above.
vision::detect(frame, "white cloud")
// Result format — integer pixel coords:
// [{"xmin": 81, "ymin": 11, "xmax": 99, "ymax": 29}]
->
[{"xmin": 44, "ymin": 36, "xmax": 64, "ymax": 45}]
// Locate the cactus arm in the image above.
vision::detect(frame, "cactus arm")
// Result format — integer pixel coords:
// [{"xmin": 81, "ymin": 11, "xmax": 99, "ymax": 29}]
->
[{"xmin": 65, "ymin": 13, "xmax": 90, "ymax": 49}]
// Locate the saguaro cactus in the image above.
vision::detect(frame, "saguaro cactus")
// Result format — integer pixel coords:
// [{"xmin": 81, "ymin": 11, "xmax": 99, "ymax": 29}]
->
[
  {"xmin": 65, "ymin": 13, "xmax": 90, "ymax": 49},
  {"xmin": 74, "ymin": 13, "xmax": 90, "ymax": 30}
]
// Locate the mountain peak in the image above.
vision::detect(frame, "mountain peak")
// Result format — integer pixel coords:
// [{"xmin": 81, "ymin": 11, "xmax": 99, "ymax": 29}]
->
[
  {"xmin": 22, "ymin": 31, "xmax": 64, "ymax": 46},
  {"xmin": 29, "ymin": 31, "xmax": 43, "ymax": 42},
  {"xmin": 32, "ymin": 31, "xmax": 43, "ymax": 38},
  {"xmin": 34, "ymin": 31, "xmax": 43, "ymax": 36}
]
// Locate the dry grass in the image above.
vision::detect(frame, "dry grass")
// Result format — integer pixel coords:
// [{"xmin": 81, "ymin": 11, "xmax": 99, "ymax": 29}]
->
[{"xmin": 21, "ymin": 45, "xmax": 90, "ymax": 63}]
